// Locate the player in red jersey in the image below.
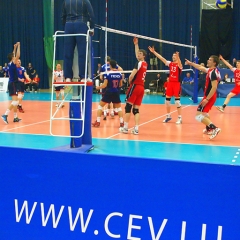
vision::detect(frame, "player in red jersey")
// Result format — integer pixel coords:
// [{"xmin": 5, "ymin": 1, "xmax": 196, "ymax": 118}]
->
[
  {"xmin": 148, "ymin": 47, "xmax": 183, "ymax": 124},
  {"xmin": 216, "ymin": 55, "xmax": 240, "ymax": 113},
  {"xmin": 185, "ymin": 55, "xmax": 221, "ymax": 140},
  {"xmin": 119, "ymin": 37, "xmax": 147, "ymax": 135}
]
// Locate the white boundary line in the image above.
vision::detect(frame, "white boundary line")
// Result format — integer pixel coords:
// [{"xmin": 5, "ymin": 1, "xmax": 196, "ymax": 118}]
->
[
  {"xmin": 106, "ymin": 105, "xmax": 191, "ymax": 139},
  {"xmin": 0, "ymin": 107, "xmax": 99, "ymax": 134}
]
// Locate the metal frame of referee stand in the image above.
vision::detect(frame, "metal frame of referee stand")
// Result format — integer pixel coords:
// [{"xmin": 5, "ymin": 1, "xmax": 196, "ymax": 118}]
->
[{"xmin": 50, "ymin": 29, "xmax": 94, "ymax": 152}]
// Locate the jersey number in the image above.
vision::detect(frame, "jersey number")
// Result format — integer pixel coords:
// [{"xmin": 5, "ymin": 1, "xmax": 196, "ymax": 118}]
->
[{"xmin": 112, "ymin": 80, "xmax": 119, "ymax": 88}]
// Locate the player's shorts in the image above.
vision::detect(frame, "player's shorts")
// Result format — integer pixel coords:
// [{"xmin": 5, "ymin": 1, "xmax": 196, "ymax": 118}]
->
[
  {"xmin": 230, "ymin": 86, "xmax": 240, "ymax": 95},
  {"xmin": 126, "ymin": 84, "xmax": 144, "ymax": 106},
  {"xmin": 8, "ymin": 82, "xmax": 18, "ymax": 96},
  {"xmin": 150, "ymin": 57, "xmax": 158, "ymax": 66},
  {"xmin": 197, "ymin": 94, "xmax": 217, "ymax": 113},
  {"xmin": 166, "ymin": 81, "xmax": 181, "ymax": 97},
  {"xmin": 17, "ymin": 81, "xmax": 25, "ymax": 92},
  {"xmin": 101, "ymin": 92, "xmax": 121, "ymax": 104},
  {"xmin": 55, "ymin": 86, "xmax": 64, "ymax": 91}
]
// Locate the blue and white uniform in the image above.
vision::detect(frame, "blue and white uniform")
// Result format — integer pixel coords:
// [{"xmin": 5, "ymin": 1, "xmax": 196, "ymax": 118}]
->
[
  {"xmin": 17, "ymin": 66, "xmax": 26, "ymax": 92},
  {"xmin": 7, "ymin": 62, "xmax": 18, "ymax": 96},
  {"xmin": 101, "ymin": 71, "xmax": 122, "ymax": 103}
]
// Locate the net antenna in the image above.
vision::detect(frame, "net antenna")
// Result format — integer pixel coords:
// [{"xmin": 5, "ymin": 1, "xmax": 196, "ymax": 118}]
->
[{"xmin": 105, "ymin": 0, "xmax": 108, "ymax": 73}]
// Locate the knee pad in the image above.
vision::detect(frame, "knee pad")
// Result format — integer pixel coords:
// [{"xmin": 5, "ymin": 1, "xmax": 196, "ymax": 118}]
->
[
  {"xmin": 165, "ymin": 98, "xmax": 171, "ymax": 106},
  {"xmin": 132, "ymin": 108, "xmax": 139, "ymax": 115},
  {"xmin": 18, "ymin": 93, "xmax": 23, "ymax": 99},
  {"xmin": 117, "ymin": 107, "xmax": 122, "ymax": 112},
  {"xmin": 195, "ymin": 114, "xmax": 205, "ymax": 122},
  {"xmin": 175, "ymin": 98, "xmax": 181, "ymax": 108},
  {"xmin": 98, "ymin": 105, "xmax": 103, "ymax": 110},
  {"xmin": 125, "ymin": 102, "xmax": 132, "ymax": 113},
  {"xmin": 12, "ymin": 100, "xmax": 19, "ymax": 106}
]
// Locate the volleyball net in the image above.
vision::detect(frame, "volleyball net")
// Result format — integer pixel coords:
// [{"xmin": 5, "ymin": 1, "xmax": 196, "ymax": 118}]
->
[{"xmin": 93, "ymin": 25, "xmax": 198, "ymax": 98}]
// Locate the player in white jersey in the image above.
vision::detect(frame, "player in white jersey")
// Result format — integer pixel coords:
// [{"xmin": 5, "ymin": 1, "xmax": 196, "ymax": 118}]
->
[
  {"xmin": 216, "ymin": 55, "xmax": 240, "ymax": 113},
  {"xmin": 53, "ymin": 64, "xmax": 65, "ymax": 108}
]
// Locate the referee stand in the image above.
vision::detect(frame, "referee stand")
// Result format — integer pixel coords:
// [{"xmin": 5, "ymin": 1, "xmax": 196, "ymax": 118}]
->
[{"xmin": 50, "ymin": 29, "xmax": 94, "ymax": 153}]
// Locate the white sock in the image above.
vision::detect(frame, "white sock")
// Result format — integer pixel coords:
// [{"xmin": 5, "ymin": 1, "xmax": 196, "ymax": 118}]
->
[
  {"xmin": 5, "ymin": 109, "xmax": 10, "ymax": 116},
  {"xmin": 97, "ymin": 117, "xmax": 101, "ymax": 122},
  {"xmin": 124, "ymin": 122, "xmax": 128, "ymax": 129}
]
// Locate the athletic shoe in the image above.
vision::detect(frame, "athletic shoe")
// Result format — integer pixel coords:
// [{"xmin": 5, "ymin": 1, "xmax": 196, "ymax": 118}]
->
[
  {"xmin": 66, "ymin": 78, "xmax": 71, "ymax": 82},
  {"xmin": 216, "ymin": 106, "xmax": 224, "ymax": 113},
  {"xmin": 18, "ymin": 106, "xmax": 24, "ymax": 113},
  {"xmin": 114, "ymin": 111, "xmax": 118, "ymax": 115},
  {"xmin": 163, "ymin": 116, "xmax": 172, "ymax": 123},
  {"xmin": 92, "ymin": 121, "xmax": 100, "ymax": 127},
  {"xmin": 176, "ymin": 118, "xmax": 182, "ymax": 124},
  {"xmin": 110, "ymin": 113, "xmax": 115, "ymax": 118},
  {"xmin": 13, "ymin": 117, "xmax": 21, "ymax": 123},
  {"xmin": 120, "ymin": 122, "xmax": 124, "ymax": 127},
  {"xmin": 209, "ymin": 128, "xmax": 221, "ymax": 140},
  {"xmin": 1, "ymin": 115, "xmax": 8, "ymax": 124},
  {"xmin": 203, "ymin": 128, "xmax": 213, "ymax": 135},
  {"xmin": 131, "ymin": 128, "xmax": 139, "ymax": 135},
  {"xmin": 103, "ymin": 116, "xmax": 107, "ymax": 120},
  {"xmin": 55, "ymin": 103, "xmax": 59, "ymax": 107},
  {"xmin": 119, "ymin": 127, "xmax": 128, "ymax": 134}
]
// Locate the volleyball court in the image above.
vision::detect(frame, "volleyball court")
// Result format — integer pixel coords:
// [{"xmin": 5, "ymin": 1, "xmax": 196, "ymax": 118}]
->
[{"xmin": 1, "ymin": 21, "xmax": 240, "ymax": 151}]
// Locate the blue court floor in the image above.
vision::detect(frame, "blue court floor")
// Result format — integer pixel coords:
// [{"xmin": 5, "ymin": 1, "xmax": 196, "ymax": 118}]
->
[{"xmin": 0, "ymin": 91, "xmax": 239, "ymax": 166}]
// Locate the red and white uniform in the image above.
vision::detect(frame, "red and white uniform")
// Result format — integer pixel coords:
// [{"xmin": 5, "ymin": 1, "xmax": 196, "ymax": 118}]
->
[
  {"xmin": 230, "ymin": 68, "xmax": 240, "ymax": 95},
  {"xmin": 165, "ymin": 61, "xmax": 182, "ymax": 97},
  {"xmin": 126, "ymin": 61, "xmax": 147, "ymax": 106},
  {"xmin": 198, "ymin": 67, "xmax": 221, "ymax": 113},
  {"xmin": 54, "ymin": 70, "xmax": 64, "ymax": 82}
]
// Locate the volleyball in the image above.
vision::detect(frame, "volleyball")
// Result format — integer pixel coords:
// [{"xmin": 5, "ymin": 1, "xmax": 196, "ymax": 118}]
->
[{"xmin": 216, "ymin": 0, "xmax": 227, "ymax": 9}]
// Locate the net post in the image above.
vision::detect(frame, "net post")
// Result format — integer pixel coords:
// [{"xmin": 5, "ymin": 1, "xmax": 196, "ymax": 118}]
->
[
  {"xmin": 82, "ymin": 34, "xmax": 93, "ymax": 145},
  {"xmin": 82, "ymin": 82, "xmax": 93, "ymax": 145}
]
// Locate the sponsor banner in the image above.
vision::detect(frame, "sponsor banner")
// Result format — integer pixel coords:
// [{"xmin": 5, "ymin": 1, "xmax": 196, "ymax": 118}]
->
[{"xmin": 0, "ymin": 146, "xmax": 240, "ymax": 239}]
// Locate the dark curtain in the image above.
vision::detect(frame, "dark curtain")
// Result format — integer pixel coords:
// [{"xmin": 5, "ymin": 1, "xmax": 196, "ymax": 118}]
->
[
  {"xmin": 231, "ymin": 0, "xmax": 240, "ymax": 60},
  {"xmin": 161, "ymin": 0, "xmax": 200, "ymax": 69},
  {"xmin": 0, "ymin": 0, "xmax": 49, "ymax": 89},
  {"xmin": 54, "ymin": 0, "xmax": 159, "ymax": 72},
  {"xmin": 200, "ymin": 8, "xmax": 233, "ymax": 65}
]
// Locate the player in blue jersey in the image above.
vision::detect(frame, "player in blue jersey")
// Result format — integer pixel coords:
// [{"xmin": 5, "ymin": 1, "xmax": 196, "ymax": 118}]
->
[
  {"xmin": 3, "ymin": 63, "xmax": 9, "ymax": 78},
  {"xmin": 16, "ymin": 59, "xmax": 31, "ymax": 113},
  {"xmin": 92, "ymin": 59, "xmax": 124, "ymax": 128},
  {"xmin": 100, "ymin": 56, "xmax": 123, "ymax": 119},
  {"xmin": 1, "ymin": 42, "xmax": 21, "ymax": 124}
]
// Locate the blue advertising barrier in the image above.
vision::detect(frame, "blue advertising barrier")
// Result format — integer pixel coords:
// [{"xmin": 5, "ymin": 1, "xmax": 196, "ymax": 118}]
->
[{"xmin": 0, "ymin": 146, "xmax": 240, "ymax": 239}]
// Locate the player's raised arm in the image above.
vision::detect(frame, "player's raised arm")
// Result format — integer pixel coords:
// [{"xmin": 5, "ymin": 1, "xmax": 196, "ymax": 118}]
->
[
  {"xmin": 148, "ymin": 46, "xmax": 167, "ymax": 65},
  {"xmin": 175, "ymin": 52, "xmax": 183, "ymax": 69},
  {"xmin": 15, "ymin": 42, "xmax": 20, "ymax": 62},
  {"xmin": 219, "ymin": 55, "xmax": 233, "ymax": 70},
  {"xmin": 133, "ymin": 37, "xmax": 139, "ymax": 59},
  {"xmin": 185, "ymin": 59, "xmax": 207, "ymax": 73}
]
